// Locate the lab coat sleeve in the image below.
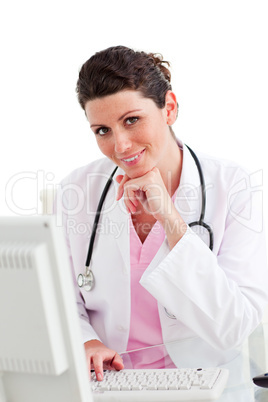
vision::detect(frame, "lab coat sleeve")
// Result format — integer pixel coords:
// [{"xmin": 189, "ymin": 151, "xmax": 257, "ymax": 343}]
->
[
  {"xmin": 140, "ymin": 170, "xmax": 268, "ymax": 351},
  {"xmin": 54, "ymin": 185, "xmax": 101, "ymax": 345}
]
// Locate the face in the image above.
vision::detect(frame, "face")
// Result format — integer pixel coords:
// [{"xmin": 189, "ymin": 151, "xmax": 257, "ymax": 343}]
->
[{"xmin": 85, "ymin": 90, "xmax": 177, "ymax": 179}]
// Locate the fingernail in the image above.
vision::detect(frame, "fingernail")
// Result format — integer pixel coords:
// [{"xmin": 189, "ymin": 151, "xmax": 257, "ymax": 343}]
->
[{"xmin": 97, "ymin": 372, "xmax": 103, "ymax": 381}]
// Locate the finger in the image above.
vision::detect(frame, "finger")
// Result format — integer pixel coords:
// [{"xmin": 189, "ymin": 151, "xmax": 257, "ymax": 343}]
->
[
  {"xmin": 136, "ymin": 189, "xmax": 147, "ymax": 204},
  {"xmin": 124, "ymin": 186, "xmax": 139, "ymax": 213},
  {"xmin": 126, "ymin": 200, "xmax": 137, "ymax": 214},
  {"xmin": 128, "ymin": 186, "xmax": 140, "ymax": 207},
  {"xmin": 115, "ymin": 174, "xmax": 124, "ymax": 183},
  {"xmin": 92, "ymin": 353, "xmax": 104, "ymax": 381},
  {"xmin": 85, "ymin": 354, "xmax": 93, "ymax": 380},
  {"xmin": 116, "ymin": 174, "xmax": 129, "ymax": 201},
  {"xmin": 136, "ymin": 191, "xmax": 150, "ymax": 213},
  {"xmin": 123, "ymin": 195, "xmax": 137, "ymax": 214},
  {"xmin": 111, "ymin": 353, "xmax": 124, "ymax": 371}
]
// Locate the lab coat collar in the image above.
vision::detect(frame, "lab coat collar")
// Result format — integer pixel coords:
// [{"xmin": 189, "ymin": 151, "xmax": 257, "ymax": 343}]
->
[{"xmin": 174, "ymin": 140, "xmax": 202, "ymax": 225}]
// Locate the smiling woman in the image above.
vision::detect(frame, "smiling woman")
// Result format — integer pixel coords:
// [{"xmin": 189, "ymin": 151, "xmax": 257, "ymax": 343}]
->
[
  {"xmin": 85, "ymin": 90, "xmax": 180, "ymax": 182},
  {"xmin": 56, "ymin": 45, "xmax": 268, "ymax": 382}
]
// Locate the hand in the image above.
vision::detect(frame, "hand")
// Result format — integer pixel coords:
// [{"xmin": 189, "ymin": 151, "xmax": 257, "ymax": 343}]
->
[
  {"xmin": 116, "ymin": 167, "xmax": 173, "ymax": 222},
  {"xmin": 116, "ymin": 167, "xmax": 187, "ymax": 248},
  {"xmin": 84, "ymin": 339, "xmax": 124, "ymax": 381}
]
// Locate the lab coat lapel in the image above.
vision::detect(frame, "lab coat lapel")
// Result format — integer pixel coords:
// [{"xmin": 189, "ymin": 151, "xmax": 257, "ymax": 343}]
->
[
  {"xmin": 105, "ymin": 171, "xmax": 130, "ymax": 272},
  {"xmin": 174, "ymin": 143, "xmax": 202, "ymax": 225}
]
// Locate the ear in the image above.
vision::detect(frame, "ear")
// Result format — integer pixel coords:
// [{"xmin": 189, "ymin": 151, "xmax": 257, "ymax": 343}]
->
[{"xmin": 165, "ymin": 91, "xmax": 178, "ymax": 125}]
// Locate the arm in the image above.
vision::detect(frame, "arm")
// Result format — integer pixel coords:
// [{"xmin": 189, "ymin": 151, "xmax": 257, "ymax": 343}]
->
[
  {"xmin": 140, "ymin": 178, "xmax": 268, "ymax": 350},
  {"xmin": 117, "ymin": 166, "xmax": 268, "ymax": 350}
]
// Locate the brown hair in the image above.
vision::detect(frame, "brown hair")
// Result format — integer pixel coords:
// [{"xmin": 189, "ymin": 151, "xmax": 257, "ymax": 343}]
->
[{"xmin": 76, "ymin": 45, "xmax": 173, "ymax": 110}]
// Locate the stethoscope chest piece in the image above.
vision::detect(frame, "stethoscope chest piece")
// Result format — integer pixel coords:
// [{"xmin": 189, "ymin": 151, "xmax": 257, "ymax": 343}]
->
[{"xmin": 77, "ymin": 269, "xmax": 95, "ymax": 292}]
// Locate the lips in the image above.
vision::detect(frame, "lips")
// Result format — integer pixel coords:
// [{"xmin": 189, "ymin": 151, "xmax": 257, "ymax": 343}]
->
[
  {"xmin": 120, "ymin": 149, "xmax": 145, "ymax": 166},
  {"xmin": 121, "ymin": 149, "xmax": 145, "ymax": 162}
]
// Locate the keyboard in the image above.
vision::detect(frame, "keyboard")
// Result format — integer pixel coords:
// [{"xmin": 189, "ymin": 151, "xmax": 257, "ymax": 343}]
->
[{"xmin": 91, "ymin": 367, "xmax": 229, "ymax": 401}]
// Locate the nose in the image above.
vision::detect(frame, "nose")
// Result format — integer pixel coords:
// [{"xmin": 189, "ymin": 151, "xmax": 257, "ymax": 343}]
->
[{"xmin": 113, "ymin": 129, "xmax": 132, "ymax": 154}]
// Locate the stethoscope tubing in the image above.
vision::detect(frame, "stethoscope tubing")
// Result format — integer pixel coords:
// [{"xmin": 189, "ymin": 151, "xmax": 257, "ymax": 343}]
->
[
  {"xmin": 85, "ymin": 165, "xmax": 118, "ymax": 268},
  {"xmin": 78, "ymin": 145, "xmax": 213, "ymax": 295},
  {"xmin": 185, "ymin": 145, "xmax": 214, "ymax": 251},
  {"xmin": 185, "ymin": 145, "xmax": 206, "ymax": 222}
]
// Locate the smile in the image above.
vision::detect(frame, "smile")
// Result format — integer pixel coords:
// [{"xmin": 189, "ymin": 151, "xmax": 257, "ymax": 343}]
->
[
  {"xmin": 123, "ymin": 154, "xmax": 140, "ymax": 162},
  {"xmin": 121, "ymin": 149, "xmax": 145, "ymax": 165}
]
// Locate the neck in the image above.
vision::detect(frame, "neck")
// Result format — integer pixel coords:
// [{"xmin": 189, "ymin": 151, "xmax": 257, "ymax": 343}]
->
[{"xmin": 158, "ymin": 137, "xmax": 183, "ymax": 196}]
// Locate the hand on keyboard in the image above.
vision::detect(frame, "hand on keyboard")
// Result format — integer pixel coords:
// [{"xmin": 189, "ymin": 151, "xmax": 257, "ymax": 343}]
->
[{"xmin": 84, "ymin": 339, "xmax": 124, "ymax": 381}]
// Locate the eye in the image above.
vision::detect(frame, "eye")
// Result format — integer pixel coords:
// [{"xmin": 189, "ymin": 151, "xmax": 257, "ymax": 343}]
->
[
  {"xmin": 96, "ymin": 127, "xmax": 110, "ymax": 136},
  {"xmin": 125, "ymin": 117, "xmax": 139, "ymax": 126}
]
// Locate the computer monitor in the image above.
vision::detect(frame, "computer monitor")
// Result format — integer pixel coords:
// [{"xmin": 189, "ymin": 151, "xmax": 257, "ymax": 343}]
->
[{"xmin": 0, "ymin": 215, "xmax": 93, "ymax": 402}]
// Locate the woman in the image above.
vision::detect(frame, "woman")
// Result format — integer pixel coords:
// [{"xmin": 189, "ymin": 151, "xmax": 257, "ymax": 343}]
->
[{"xmin": 57, "ymin": 46, "xmax": 268, "ymax": 381}]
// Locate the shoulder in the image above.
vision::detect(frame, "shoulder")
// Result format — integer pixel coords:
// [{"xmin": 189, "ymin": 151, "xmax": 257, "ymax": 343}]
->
[
  {"xmin": 60, "ymin": 157, "xmax": 117, "ymax": 187},
  {"xmin": 182, "ymin": 142, "xmax": 255, "ymax": 207},
  {"xmin": 57, "ymin": 158, "xmax": 119, "ymax": 213},
  {"xmin": 194, "ymin": 149, "xmax": 250, "ymax": 190},
  {"xmin": 179, "ymin": 139, "xmax": 250, "ymax": 189}
]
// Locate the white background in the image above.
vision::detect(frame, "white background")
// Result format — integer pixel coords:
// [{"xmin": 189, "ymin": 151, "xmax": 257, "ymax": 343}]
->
[{"xmin": 1, "ymin": 1, "xmax": 267, "ymax": 224}]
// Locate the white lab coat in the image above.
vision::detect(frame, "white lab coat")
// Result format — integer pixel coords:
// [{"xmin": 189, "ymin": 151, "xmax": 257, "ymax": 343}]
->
[{"xmin": 56, "ymin": 140, "xmax": 268, "ymax": 357}]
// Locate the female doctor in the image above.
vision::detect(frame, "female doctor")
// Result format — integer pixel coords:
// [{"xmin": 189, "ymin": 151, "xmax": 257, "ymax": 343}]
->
[{"xmin": 57, "ymin": 46, "xmax": 268, "ymax": 381}]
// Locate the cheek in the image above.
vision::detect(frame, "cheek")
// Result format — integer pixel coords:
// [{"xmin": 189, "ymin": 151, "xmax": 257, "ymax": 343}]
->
[
  {"xmin": 96, "ymin": 137, "xmax": 114, "ymax": 157},
  {"xmin": 136, "ymin": 122, "xmax": 155, "ymax": 141}
]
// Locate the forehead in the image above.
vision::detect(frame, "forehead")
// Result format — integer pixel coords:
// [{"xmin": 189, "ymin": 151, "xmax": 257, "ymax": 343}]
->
[{"xmin": 84, "ymin": 90, "xmax": 156, "ymax": 122}]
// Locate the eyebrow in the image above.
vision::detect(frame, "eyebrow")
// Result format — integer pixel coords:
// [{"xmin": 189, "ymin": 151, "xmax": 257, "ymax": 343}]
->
[{"xmin": 90, "ymin": 109, "xmax": 142, "ymax": 128}]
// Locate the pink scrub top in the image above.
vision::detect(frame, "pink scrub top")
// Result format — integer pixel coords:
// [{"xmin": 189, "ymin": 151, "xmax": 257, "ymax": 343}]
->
[
  {"xmin": 127, "ymin": 191, "xmax": 178, "ymax": 352},
  {"xmin": 127, "ymin": 217, "xmax": 165, "ymax": 352},
  {"xmin": 126, "ymin": 211, "xmax": 177, "ymax": 369}
]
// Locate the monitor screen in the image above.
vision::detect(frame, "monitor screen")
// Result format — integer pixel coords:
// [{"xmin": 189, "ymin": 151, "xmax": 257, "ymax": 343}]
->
[{"xmin": 0, "ymin": 215, "xmax": 93, "ymax": 402}]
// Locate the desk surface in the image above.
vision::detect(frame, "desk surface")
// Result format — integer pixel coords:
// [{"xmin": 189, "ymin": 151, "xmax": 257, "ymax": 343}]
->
[{"xmin": 120, "ymin": 323, "xmax": 268, "ymax": 401}]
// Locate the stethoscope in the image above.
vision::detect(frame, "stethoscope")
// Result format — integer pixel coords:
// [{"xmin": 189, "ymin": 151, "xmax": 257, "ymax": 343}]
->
[{"xmin": 77, "ymin": 145, "xmax": 213, "ymax": 294}]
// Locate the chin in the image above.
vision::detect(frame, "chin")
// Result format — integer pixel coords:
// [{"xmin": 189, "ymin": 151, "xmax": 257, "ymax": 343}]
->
[{"xmin": 126, "ymin": 166, "xmax": 153, "ymax": 179}]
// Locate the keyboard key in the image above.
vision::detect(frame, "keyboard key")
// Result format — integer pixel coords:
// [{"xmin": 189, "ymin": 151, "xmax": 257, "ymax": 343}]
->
[{"xmin": 91, "ymin": 367, "xmax": 229, "ymax": 401}]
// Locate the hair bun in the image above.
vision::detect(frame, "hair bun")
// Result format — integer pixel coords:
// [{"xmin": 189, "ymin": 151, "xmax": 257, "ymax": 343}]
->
[{"xmin": 148, "ymin": 53, "xmax": 171, "ymax": 83}]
